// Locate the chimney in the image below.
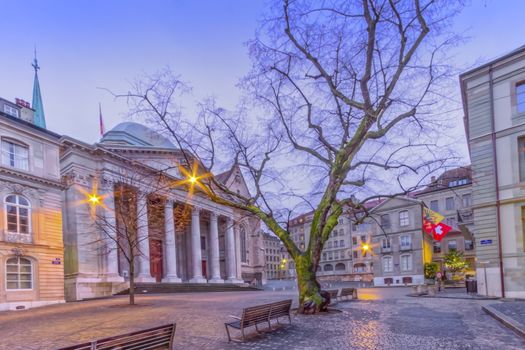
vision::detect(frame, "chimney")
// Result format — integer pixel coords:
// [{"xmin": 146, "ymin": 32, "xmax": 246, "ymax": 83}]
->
[{"xmin": 16, "ymin": 98, "xmax": 34, "ymax": 123}]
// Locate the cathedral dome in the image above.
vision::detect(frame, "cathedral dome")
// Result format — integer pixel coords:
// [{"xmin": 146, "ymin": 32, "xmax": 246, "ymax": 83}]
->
[{"xmin": 100, "ymin": 122, "xmax": 175, "ymax": 149}]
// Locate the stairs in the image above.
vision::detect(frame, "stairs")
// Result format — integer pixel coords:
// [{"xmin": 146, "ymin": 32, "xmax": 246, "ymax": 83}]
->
[{"xmin": 116, "ymin": 282, "xmax": 262, "ymax": 295}]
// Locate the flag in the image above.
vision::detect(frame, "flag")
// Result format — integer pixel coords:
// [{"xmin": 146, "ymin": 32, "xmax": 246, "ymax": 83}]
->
[
  {"xmin": 423, "ymin": 207, "xmax": 444, "ymax": 233},
  {"xmin": 99, "ymin": 103, "xmax": 105, "ymax": 136},
  {"xmin": 432, "ymin": 222, "xmax": 452, "ymax": 241}
]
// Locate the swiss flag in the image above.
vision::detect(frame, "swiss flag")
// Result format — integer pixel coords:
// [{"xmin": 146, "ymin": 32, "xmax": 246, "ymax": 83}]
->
[{"xmin": 432, "ymin": 222, "xmax": 452, "ymax": 241}]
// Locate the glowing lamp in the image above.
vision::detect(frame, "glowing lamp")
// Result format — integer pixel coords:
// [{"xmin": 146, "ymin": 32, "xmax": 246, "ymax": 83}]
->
[
  {"xmin": 362, "ymin": 244, "xmax": 370, "ymax": 252},
  {"xmin": 188, "ymin": 176, "xmax": 198, "ymax": 184},
  {"xmin": 88, "ymin": 194, "xmax": 101, "ymax": 205}
]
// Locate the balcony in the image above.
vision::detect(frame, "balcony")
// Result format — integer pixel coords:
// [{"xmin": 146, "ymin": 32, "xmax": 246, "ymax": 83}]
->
[
  {"xmin": 399, "ymin": 243, "xmax": 412, "ymax": 251},
  {"xmin": 0, "ymin": 230, "xmax": 33, "ymax": 244},
  {"xmin": 458, "ymin": 209, "xmax": 473, "ymax": 223},
  {"xmin": 381, "ymin": 246, "xmax": 392, "ymax": 253}
]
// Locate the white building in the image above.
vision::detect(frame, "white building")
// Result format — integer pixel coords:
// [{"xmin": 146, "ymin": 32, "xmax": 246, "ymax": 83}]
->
[{"xmin": 61, "ymin": 122, "xmax": 264, "ymax": 301}]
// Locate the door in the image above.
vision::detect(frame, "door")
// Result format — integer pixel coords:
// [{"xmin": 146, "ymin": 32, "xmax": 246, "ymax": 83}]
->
[
  {"xmin": 150, "ymin": 239, "xmax": 163, "ymax": 282},
  {"xmin": 201, "ymin": 260, "xmax": 207, "ymax": 278}
]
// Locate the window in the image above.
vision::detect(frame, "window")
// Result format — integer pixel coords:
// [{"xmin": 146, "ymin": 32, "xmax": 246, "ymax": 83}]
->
[
  {"xmin": 339, "ymin": 240, "xmax": 344, "ymax": 247},
  {"xmin": 433, "ymin": 241, "xmax": 441, "ymax": 253},
  {"xmin": 445, "ymin": 197, "xmax": 455, "ymax": 210},
  {"xmin": 335, "ymin": 263, "xmax": 345, "ymax": 271},
  {"xmin": 400, "ymin": 255, "xmax": 412, "ymax": 271},
  {"xmin": 323, "ymin": 264, "xmax": 333, "ymax": 272},
  {"xmin": 517, "ymin": 82, "xmax": 525, "ymax": 113},
  {"xmin": 465, "ymin": 240, "xmax": 474, "ymax": 251},
  {"xmin": 327, "ymin": 241, "xmax": 332, "ymax": 249},
  {"xmin": 381, "ymin": 238, "xmax": 391, "ymax": 249},
  {"xmin": 520, "ymin": 137, "xmax": 525, "ymax": 182},
  {"xmin": 352, "ymin": 237, "xmax": 358, "ymax": 245},
  {"xmin": 380, "ymin": 214, "xmax": 390, "ymax": 228},
  {"xmin": 462, "ymin": 194, "xmax": 472, "ymax": 207},
  {"xmin": 240, "ymin": 226, "xmax": 247, "ymax": 263},
  {"xmin": 6, "ymin": 257, "xmax": 32, "ymax": 290},
  {"xmin": 328, "ymin": 252, "xmax": 333, "ymax": 260},
  {"xmin": 354, "ymin": 263, "xmax": 366, "ymax": 273},
  {"xmin": 5, "ymin": 195, "xmax": 30, "ymax": 234},
  {"xmin": 322, "ymin": 252, "xmax": 327, "ymax": 261},
  {"xmin": 334, "ymin": 241, "xmax": 338, "ymax": 248},
  {"xmin": 399, "ymin": 211, "xmax": 409, "ymax": 226},
  {"xmin": 448, "ymin": 239, "xmax": 457, "ymax": 252},
  {"xmin": 334, "ymin": 251, "xmax": 339, "ymax": 259},
  {"xmin": 430, "ymin": 200, "xmax": 439, "ymax": 212},
  {"xmin": 1, "ymin": 140, "xmax": 29, "ymax": 171},
  {"xmin": 353, "ymin": 251, "xmax": 358, "ymax": 259},
  {"xmin": 400, "ymin": 235, "xmax": 411, "ymax": 249},
  {"xmin": 382, "ymin": 256, "xmax": 393, "ymax": 272},
  {"xmin": 360, "ymin": 235, "xmax": 366, "ymax": 243},
  {"xmin": 3, "ymin": 104, "xmax": 19, "ymax": 118},
  {"xmin": 445, "ymin": 217, "xmax": 456, "ymax": 228}
]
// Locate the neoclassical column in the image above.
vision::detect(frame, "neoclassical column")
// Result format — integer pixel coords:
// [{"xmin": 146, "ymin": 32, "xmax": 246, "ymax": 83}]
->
[
  {"xmin": 101, "ymin": 186, "xmax": 123, "ymax": 282},
  {"xmin": 235, "ymin": 225, "xmax": 243, "ymax": 281},
  {"xmin": 208, "ymin": 212, "xmax": 223, "ymax": 283},
  {"xmin": 162, "ymin": 199, "xmax": 181, "ymax": 283},
  {"xmin": 225, "ymin": 217, "xmax": 241, "ymax": 283},
  {"xmin": 189, "ymin": 207, "xmax": 207, "ymax": 283},
  {"xmin": 136, "ymin": 191, "xmax": 155, "ymax": 282}
]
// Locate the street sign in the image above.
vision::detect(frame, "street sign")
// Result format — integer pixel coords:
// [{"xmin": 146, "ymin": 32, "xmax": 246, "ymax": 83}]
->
[{"xmin": 480, "ymin": 239, "xmax": 493, "ymax": 245}]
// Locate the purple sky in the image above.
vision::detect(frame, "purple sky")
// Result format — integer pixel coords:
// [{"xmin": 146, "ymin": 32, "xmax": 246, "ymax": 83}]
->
[{"xmin": 0, "ymin": 0, "xmax": 523, "ymax": 163}]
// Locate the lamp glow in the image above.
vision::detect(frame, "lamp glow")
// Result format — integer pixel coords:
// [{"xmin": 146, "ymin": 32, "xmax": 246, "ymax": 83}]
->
[
  {"xmin": 362, "ymin": 244, "xmax": 370, "ymax": 252},
  {"xmin": 88, "ymin": 194, "xmax": 101, "ymax": 205},
  {"xmin": 188, "ymin": 176, "xmax": 198, "ymax": 184}
]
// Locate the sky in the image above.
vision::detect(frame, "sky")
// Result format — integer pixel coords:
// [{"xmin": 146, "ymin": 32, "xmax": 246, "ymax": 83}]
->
[{"xmin": 0, "ymin": 0, "xmax": 524, "ymax": 158}]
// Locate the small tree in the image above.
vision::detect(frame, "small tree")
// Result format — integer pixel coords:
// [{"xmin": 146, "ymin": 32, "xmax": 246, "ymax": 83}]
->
[
  {"xmin": 444, "ymin": 250, "xmax": 468, "ymax": 280},
  {"xmin": 88, "ymin": 169, "xmax": 169, "ymax": 305},
  {"xmin": 424, "ymin": 262, "xmax": 439, "ymax": 280}
]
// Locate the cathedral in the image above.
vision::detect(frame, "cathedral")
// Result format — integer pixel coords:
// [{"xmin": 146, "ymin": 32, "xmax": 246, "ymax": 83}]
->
[{"xmin": 0, "ymin": 56, "xmax": 265, "ymax": 310}]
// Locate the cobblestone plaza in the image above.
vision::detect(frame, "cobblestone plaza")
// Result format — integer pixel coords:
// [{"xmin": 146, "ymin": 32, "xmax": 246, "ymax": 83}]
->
[{"xmin": 0, "ymin": 288, "xmax": 523, "ymax": 349}]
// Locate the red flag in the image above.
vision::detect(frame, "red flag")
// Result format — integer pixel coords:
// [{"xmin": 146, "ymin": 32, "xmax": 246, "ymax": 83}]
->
[
  {"xmin": 99, "ymin": 103, "xmax": 105, "ymax": 136},
  {"xmin": 432, "ymin": 222, "xmax": 452, "ymax": 241}
]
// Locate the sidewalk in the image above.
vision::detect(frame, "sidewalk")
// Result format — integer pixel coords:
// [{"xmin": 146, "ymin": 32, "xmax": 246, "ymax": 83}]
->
[{"xmin": 483, "ymin": 302, "xmax": 525, "ymax": 339}]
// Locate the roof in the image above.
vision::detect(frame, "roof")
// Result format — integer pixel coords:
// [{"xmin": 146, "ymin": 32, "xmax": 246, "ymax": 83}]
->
[
  {"xmin": 100, "ymin": 122, "xmax": 176, "ymax": 149},
  {"xmin": 215, "ymin": 167, "xmax": 234, "ymax": 185},
  {"xmin": 460, "ymin": 45, "xmax": 525, "ymax": 79},
  {"xmin": 416, "ymin": 166, "xmax": 472, "ymax": 195}
]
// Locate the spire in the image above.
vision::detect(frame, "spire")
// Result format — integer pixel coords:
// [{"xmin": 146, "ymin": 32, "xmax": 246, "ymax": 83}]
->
[
  {"xmin": 99, "ymin": 102, "xmax": 106, "ymax": 136},
  {"xmin": 31, "ymin": 48, "xmax": 46, "ymax": 128}
]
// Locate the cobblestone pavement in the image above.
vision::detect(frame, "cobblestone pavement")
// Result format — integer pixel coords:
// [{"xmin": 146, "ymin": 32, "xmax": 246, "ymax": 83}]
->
[{"xmin": 0, "ymin": 288, "xmax": 523, "ymax": 349}]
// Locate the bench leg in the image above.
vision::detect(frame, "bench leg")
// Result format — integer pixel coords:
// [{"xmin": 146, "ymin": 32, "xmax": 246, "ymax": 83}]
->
[
  {"xmin": 241, "ymin": 328, "xmax": 246, "ymax": 342},
  {"xmin": 225, "ymin": 324, "xmax": 232, "ymax": 342},
  {"xmin": 255, "ymin": 323, "xmax": 261, "ymax": 334},
  {"xmin": 288, "ymin": 314, "xmax": 292, "ymax": 324}
]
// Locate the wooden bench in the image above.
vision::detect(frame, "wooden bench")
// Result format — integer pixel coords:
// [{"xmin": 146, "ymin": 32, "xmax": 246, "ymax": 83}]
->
[
  {"xmin": 326, "ymin": 289, "xmax": 339, "ymax": 304},
  {"xmin": 225, "ymin": 299, "xmax": 292, "ymax": 342},
  {"xmin": 268, "ymin": 299, "xmax": 292, "ymax": 328},
  {"xmin": 57, "ymin": 323, "xmax": 176, "ymax": 350},
  {"xmin": 339, "ymin": 287, "xmax": 358, "ymax": 301}
]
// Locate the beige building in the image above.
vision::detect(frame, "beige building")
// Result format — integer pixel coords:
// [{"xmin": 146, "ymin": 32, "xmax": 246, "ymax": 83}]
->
[
  {"xmin": 0, "ymin": 97, "xmax": 65, "ymax": 311},
  {"xmin": 262, "ymin": 232, "xmax": 284, "ymax": 280},
  {"xmin": 460, "ymin": 46, "xmax": 525, "ymax": 298},
  {"xmin": 415, "ymin": 167, "xmax": 475, "ymax": 273},
  {"xmin": 371, "ymin": 197, "xmax": 432, "ymax": 286}
]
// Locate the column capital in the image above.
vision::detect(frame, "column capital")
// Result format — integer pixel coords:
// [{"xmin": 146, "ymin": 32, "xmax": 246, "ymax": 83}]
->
[
  {"xmin": 210, "ymin": 212, "xmax": 218, "ymax": 221},
  {"xmin": 165, "ymin": 198, "xmax": 174, "ymax": 208},
  {"xmin": 192, "ymin": 206, "xmax": 201, "ymax": 216}
]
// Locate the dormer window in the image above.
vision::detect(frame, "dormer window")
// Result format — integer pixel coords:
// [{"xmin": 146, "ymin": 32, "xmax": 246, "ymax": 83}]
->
[
  {"xmin": 449, "ymin": 178, "xmax": 468, "ymax": 187},
  {"xmin": 1, "ymin": 139, "xmax": 29, "ymax": 171},
  {"xmin": 3, "ymin": 104, "xmax": 19, "ymax": 118}
]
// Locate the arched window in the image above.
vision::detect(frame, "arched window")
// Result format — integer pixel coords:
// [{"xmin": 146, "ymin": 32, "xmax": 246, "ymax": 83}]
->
[
  {"xmin": 335, "ymin": 263, "xmax": 346, "ymax": 271},
  {"xmin": 323, "ymin": 264, "xmax": 333, "ymax": 272},
  {"xmin": 6, "ymin": 257, "xmax": 33, "ymax": 290},
  {"xmin": 354, "ymin": 263, "xmax": 366, "ymax": 273},
  {"xmin": 240, "ymin": 226, "xmax": 247, "ymax": 263},
  {"xmin": 5, "ymin": 194, "xmax": 31, "ymax": 234}
]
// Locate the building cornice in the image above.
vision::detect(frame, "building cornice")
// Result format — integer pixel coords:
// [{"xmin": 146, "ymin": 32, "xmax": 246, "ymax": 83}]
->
[{"xmin": 0, "ymin": 166, "xmax": 64, "ymax": 189}]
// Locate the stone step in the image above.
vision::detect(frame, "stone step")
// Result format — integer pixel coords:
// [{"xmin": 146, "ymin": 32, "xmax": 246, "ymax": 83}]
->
[{"xmin": 116, "ymin": 282, "xmax": 261, "ymax": 295}]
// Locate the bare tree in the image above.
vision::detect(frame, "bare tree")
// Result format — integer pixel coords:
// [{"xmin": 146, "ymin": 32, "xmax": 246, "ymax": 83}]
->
[{"xmin": 116, "ymin": 0, "xmax": 462, "ymax": 313}]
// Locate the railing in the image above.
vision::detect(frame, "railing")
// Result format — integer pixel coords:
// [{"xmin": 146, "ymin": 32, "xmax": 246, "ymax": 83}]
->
[
  {"xmin": 0, "ymin": 230, "xmax": 33, "ymax": 244},
  {"xmin": 381, "ymin": 246, "xmax": 392, "ymax": 253},
  {"xmin": 399, "ymin": 243, "xmax": 412, "ymax": 251}
]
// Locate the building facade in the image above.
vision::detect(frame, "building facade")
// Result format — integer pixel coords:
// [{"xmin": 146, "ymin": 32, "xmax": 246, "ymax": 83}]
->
[
  {"xmin": 61, "ymin": 122, "xmax": 264, "ymax": 301},
  {"xmin": 415, "ymin": 167, "xmax": 475, "ymax": 274},
  {"xmin": 461, "ymin": 46, "xmax": 525, "ymax": 298},
  {"xmin": 371, "ymin": 197, "xmax": 432, "ymax": 286},
  {"xmin": 0, "ymin": 98, "xmax": 65, "ymax": 311},
  {"xmin": 262, "ymin": 232, "xmax": 284, "ymax": 280}
]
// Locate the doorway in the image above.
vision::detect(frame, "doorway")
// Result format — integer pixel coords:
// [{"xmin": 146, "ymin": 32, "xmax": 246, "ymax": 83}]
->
[{"xmin": 150, "ymin": 239, "xmax": 163, "ymax": 282}]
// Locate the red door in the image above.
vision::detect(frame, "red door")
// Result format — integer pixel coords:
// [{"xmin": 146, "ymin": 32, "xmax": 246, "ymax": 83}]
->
[
  {"xmin": 150, "ymin": 240, "xmax": 163, "ymax": 282},
  {"xmin": 201, "ymin": 260, "xmax": 207, "ymax": 278}
]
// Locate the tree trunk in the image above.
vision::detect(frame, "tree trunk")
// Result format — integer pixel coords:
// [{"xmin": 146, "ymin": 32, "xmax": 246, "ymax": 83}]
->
[
  {"xmin": 129, "ymin": 261, "xmax": 135, "ymax": 305},
  {"xmin": 295, "ymin": 256, "xmax": 329, "ymax": 314}
]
